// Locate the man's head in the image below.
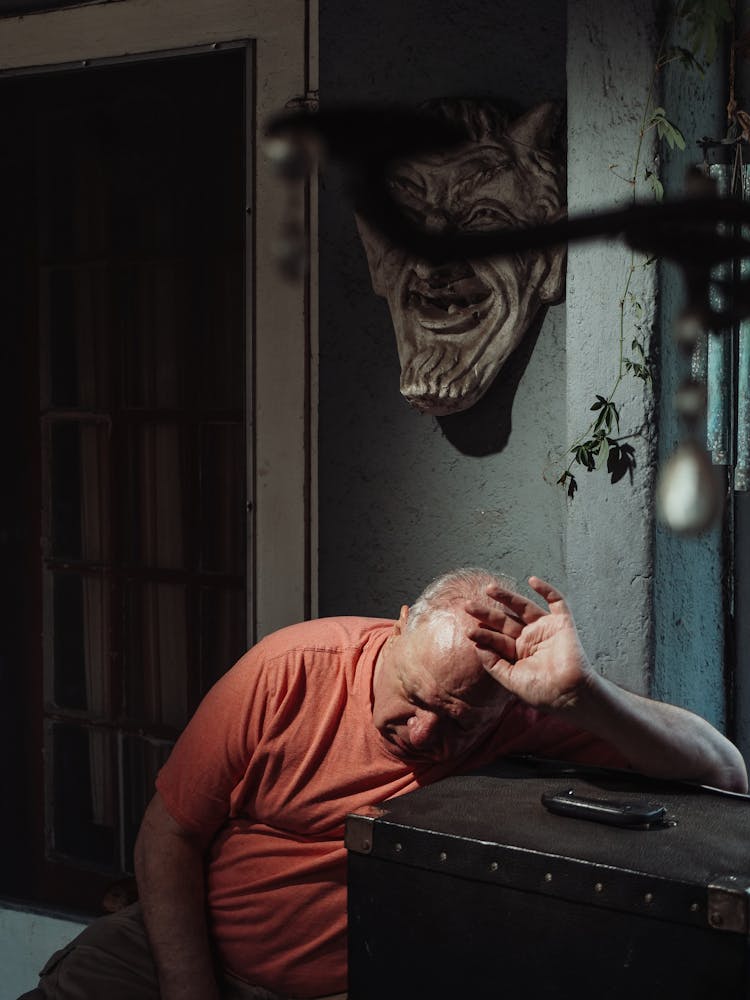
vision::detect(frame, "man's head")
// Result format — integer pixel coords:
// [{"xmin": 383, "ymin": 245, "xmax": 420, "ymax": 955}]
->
[
  {"xmin": 356, "ymin": 97, "xmax": 566, "ymax": 416},
  {"xmin": 372, "ymin": 567, "xmax": 517, "ymax": 762}
]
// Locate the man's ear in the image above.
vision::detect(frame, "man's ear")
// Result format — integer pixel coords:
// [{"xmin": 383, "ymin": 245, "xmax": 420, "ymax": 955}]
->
[{"xmin": 393, "ymin": 604, "xmax": 410, "ymax": 635}]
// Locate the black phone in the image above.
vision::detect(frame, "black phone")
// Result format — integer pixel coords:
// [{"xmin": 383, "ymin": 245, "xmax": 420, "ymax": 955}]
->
[{"xmin": 541, "ymin": 788, "xmax": 668, "ymax": 828}]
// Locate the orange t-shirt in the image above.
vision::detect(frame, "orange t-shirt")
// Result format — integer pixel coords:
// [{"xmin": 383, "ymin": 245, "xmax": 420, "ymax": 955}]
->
[{"xmin": 156, "ymin": 616, "xmax": 626, "ymax": 998}]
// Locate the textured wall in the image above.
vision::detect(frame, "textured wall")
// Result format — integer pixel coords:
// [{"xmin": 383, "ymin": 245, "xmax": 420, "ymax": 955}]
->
[
  {"xmin": 318, "ymin": 0, "xmax": 568, "ymax": 617},
  {"xmin": 565, "ymin": 0, "xmax": 659, "ymax": 692}
]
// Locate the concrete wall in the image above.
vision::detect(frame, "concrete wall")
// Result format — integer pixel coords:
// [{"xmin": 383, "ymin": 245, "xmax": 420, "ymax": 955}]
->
[
  {"xmin": 318, "ymin": 0, "xmax": 568, "ymax": 617},
  {"xmin": 564, "ymin": 0, "xmax": 658, "ymax": 692}
]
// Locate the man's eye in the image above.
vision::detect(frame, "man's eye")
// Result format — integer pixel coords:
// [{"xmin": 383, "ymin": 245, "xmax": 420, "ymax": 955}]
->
[{"xmin": 448, "ymin": 709, "xmax": 473, "ymax": 732}]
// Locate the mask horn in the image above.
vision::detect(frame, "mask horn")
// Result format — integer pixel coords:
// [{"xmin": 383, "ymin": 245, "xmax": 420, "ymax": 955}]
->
[{"xmin": 506, "ymin": 101, "xmax": 561, "ymax": 150}]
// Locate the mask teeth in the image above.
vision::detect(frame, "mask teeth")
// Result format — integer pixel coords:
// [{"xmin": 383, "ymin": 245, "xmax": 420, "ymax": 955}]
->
[{"xmin": 408, "ymin": 286, "xmax": 487, "ymax": 312}]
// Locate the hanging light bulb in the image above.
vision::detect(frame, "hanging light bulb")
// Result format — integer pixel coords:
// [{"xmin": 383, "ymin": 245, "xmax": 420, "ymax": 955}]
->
[{"xmin": 656, "ymin": 440, "xmax": 723, "ymax": 535}]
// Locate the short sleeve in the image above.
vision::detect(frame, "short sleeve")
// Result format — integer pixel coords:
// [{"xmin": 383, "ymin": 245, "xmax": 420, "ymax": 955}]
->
[{"xmin": 155, "ymin": 640, "xmax": 274, "ymax": 839}]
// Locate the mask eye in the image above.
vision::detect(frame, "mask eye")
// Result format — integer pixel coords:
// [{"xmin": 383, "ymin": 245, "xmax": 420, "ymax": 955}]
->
[
  {"xmin": 388, "ymin": 173, "xmax": 422, "ymax": 197},
  {"xmin": 463, "ymin": 206, "xmax": 506, "ymax": 230}
]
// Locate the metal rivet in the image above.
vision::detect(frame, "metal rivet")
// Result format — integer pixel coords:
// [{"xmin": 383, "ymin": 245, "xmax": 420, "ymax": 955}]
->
[
  {"xmin": 690, "ymin": 903, "xmax": 699, "ymax": 913},
  {"xmin": 439, "ymin": 851, "xmax": 447, "ymax": 862},
  {"xmin": 710, "ymin": 911, "xmax": 723, "ymax": 927},
  {"xmin": 644, "ymin": 893, "xmax": 653, "ymax": 905},
  {"xmin": 544, "ymin": 873, "xmax": 553, "ymax": 883},
  {"xmin": 594, "ymin": 882, "xmax": 604, "ymax": 893},
  {"xmin": 394, "ymin": 843, "xmax": 402, "ymax": 853},
  {"xmin": 489, "ymin": 861, "xmax": 498, "ymax": 872}
]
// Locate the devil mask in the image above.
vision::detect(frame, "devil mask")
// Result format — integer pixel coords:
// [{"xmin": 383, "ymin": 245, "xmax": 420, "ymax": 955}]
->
[{"xmin": 356, "ymin": 98, "xmax": 566, "ymax": 416}]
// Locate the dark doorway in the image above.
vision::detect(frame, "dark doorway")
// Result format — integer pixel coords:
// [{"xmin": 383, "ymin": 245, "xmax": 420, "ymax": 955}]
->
[{"xmin": 0, "ymin": 48, "xmax": 248, "ymax": 911}]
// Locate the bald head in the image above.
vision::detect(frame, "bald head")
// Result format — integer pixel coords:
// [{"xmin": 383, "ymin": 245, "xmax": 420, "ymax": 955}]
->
[
  {"xmin": 371, "ymin": 568, "xmax": 516, "ymax": 761},
  {"xmin": 406, "ymin": 566, "xmax": 517, "ymax": 633}
]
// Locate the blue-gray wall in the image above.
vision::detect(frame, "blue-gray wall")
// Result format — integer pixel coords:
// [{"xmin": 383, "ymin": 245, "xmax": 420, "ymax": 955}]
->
[{"xmin": 654, "ymin": 23, "xmax": 728, "ymax": 730}]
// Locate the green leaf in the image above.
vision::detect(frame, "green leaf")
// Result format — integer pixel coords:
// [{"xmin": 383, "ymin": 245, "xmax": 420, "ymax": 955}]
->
[
  {"xmin": 572, "ymin": 441, "xmax": 597, "ymax": 472},
  {"xmin": 650, "ymin": 112, "xmax": 686, "ymax": 150},
  {"xmin": 646, "ymin": 170, "xmax": 665, "ymax": 201}
]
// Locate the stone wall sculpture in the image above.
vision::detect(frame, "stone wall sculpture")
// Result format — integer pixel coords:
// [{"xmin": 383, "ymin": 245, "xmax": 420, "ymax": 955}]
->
[{"xmin": 355, "ymin": 97, "xmax": 566, "ymax": 416}]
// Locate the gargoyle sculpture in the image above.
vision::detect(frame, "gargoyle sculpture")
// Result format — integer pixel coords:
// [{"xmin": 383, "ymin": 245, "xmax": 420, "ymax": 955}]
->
[{"xmin": 355, "ymin": 97, "xmax": 566, "ymax": 415}]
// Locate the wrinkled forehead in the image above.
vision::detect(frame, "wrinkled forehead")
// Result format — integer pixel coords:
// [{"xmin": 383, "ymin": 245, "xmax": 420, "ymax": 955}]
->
[
  {"xmin": 390, "ymin": 142, "xmax": 515, "ymax": 182},
  {"xmin": 410, "ymin": 610, "xmax": 502, "ymax": 705}
]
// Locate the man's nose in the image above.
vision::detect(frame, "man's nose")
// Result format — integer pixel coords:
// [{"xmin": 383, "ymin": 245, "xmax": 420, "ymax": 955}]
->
[{"xmin": 407, "ymin": 708, "xmax": 440, "ymax": 749}]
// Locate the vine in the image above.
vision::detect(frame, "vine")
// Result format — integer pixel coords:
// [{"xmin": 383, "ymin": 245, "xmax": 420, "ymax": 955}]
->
[{"xmin": 557, "ymin": 0, "xmax": 733, "ymax": 499}]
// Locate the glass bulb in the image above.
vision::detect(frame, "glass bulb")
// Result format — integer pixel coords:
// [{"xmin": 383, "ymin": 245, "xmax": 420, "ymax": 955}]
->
[{"xmin": 656, "ymin": 441, "xmax": 723, "ymax": 535}]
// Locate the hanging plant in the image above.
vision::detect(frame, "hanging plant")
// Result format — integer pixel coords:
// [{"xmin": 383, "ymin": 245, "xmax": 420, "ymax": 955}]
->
[{"xmin": 557, "ymin": 0, "xmax": 733, "ymax": 499}]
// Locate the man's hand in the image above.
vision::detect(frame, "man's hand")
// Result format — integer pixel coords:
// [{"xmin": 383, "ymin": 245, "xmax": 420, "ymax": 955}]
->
[
  {"xmin": 466, "ymin": 576, "xmax": 593, "ymax": 712},
  {"xmin": 466, "ymin": 573, "xmax": 748, "ymax": 792}
]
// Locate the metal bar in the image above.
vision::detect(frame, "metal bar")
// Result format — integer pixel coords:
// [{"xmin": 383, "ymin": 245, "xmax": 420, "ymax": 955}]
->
[
  {"xmin": 737, "ymin": 165, "xmax": 750, "ymax": 491},
  {"xmin": 691, "ymin": 331, "xmax": 707, "ymax": 383},
  {"xmin": 707, "ymin": 164, "xmax": 732, "ymax": 465}
]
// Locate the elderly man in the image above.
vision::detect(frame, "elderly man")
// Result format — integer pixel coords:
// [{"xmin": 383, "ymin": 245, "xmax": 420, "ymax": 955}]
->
[{"xmin": 25, "ymin": 568, "xmax": 747, "ymax": 1000}]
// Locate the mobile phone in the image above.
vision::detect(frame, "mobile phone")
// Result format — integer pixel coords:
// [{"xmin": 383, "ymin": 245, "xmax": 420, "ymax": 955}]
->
[{"xmin": 541, "ymin": 788, "xmax": 667, "ymax": 828}]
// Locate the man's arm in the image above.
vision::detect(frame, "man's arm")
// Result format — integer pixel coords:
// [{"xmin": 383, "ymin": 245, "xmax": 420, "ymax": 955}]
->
[
  {"xmin": 134, "ymin": 791, "xmax": 221, "ymax": 1000},
  {"xmin": 465, "ymin": 575, "xmax": 748, "ymax": 793}
]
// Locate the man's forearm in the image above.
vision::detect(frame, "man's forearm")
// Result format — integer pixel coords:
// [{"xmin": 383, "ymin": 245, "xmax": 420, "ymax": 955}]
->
[
  {"xmin": 565, "ymin": 672, "xmax": 748, "ymax": 792},
  {"xmin": 134, "ymin": 795, "xmax": 221, "ymax": 1000}
]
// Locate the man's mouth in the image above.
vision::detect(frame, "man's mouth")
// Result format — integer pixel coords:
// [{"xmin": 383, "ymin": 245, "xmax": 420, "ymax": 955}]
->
[
  {"xmin": 405, "ymin": 271, "xmax": 493, "ymax": 333},
  {"xmin": 384, "ymin": 729, "xmax": 409, "ymax": 752}
]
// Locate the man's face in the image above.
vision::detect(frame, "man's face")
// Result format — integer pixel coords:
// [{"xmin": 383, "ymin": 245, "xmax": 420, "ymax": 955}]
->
[
  {"xmin": 372, "ymin": 607, "xmax": 512, "ymax": 762},
  {"xmin": 356, "ymin": 129, "xmax": 565, "ymax": 416}
]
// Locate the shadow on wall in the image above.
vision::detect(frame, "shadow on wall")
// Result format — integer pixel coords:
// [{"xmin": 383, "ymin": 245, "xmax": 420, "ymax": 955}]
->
[{"xmin": 436, "ymin": 309, "xmax": 546, "ymax": 456}]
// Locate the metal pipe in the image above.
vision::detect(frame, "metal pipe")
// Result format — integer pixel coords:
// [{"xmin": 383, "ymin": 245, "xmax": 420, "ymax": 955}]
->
[
  {"xmin": 707, "ymin": 164, "xmax": 731, "ymax": 465},
  {"xmin": 736, "ymin": 166, "xmax": 750, "ymax": 490}
]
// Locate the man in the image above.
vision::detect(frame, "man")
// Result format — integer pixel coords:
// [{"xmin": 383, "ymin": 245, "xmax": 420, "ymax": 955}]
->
[{"xmin": 25, "ymin": 568, "xmax": 747, "ymax": 1000}]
